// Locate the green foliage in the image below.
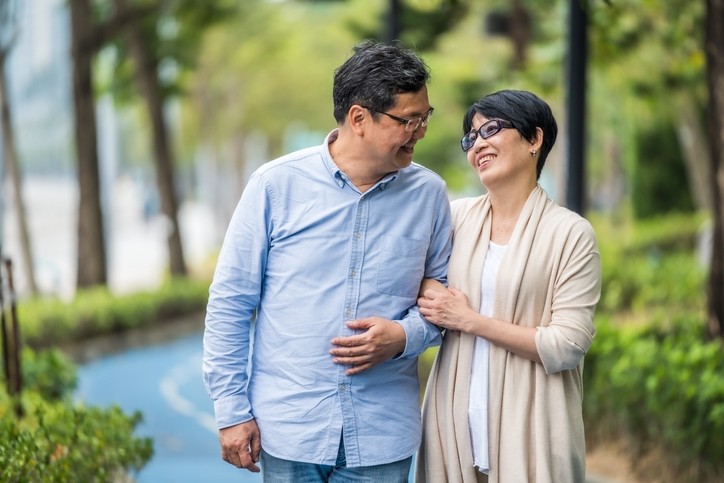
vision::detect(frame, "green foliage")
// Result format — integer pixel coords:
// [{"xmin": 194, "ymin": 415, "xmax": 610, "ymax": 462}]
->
[
  {"xmin": 21, "ymin": 348, "xmax": 78, "ymax": 401},
  {"xmin": 99, "ymin": 0, "xmax": 241, "ymax": 103},
  {"xmin": 591, "ymin": 212, "xmax": 707, "ymax": 314},
  {"xmin": 18, "ymin": 277, "xmax": 209, "ymax": 349},
  {"xmin": 584, "ymin": 316, "xmax": 724, "ymax": 480},
  {"xmin": 344, "ymin": 0, "xmax": 470, "ymax": 51},
  {"xmin": 583, "ymin": 212, "xmax": 723, "ymax": 480},
  {"xmin": 585, "ymin": 0, "xmax": 707, "ymax": 213},
  {"xmin": 631, "ymin": 117, "xmax": 695, "ymax": 218},
  {"xmin": 0, "ymin": 390, "xmax": 153, "ymax": 482}
]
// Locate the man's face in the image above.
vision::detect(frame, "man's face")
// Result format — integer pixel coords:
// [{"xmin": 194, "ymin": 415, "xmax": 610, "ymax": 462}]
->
[{"xmin": 363, "ymin": 86, "xmax": 432, "ymax": 174}]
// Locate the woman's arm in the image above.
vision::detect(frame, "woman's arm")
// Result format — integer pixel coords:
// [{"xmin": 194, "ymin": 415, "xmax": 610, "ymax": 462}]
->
[{"xmin": 417, "ymin": 286, "xmax": 542, "ymax": 364}]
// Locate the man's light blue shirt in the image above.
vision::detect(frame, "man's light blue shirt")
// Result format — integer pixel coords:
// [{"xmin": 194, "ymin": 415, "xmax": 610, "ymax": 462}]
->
[{"xmin": 203, "ymin": 130, "xmax": 452, "ymax": 467}]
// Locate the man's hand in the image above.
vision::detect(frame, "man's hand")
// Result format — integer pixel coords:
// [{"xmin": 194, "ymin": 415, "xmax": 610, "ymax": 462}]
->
[
  {"xmin": 219, "ymin": 420, "xmax": 261, "ymax": 472},
  {"xmin": 330, "ymin": 317, "xmax": 406, "ymax": 375}
]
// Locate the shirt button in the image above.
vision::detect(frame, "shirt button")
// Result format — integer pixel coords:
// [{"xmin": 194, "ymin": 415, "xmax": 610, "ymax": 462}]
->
[
  {"xmin": 354, "ymin": 232, "xmax": 361, "ymax": 239},
  {"xmin": 350, "ymin": 270, "xmax": 357, "ymax": 278},
  {"xmin": 340, "ymin": 384, "xmax": 346, "ymax": 392},
  {"xmin": 345, "ymin": 308, "xmax": 353, "ymax": 317}
]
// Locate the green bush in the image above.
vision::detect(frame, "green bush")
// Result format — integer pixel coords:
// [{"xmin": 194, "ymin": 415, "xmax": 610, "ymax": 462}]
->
[
  {"xmin": 584, "ymin": 212, "xmax": 722, "ymax": 480},
  {"xmin": 21, "ymin": 347, "xmax": 78, "ymax": 401},
  {"xmin": 0, "ymin": 390, "xmax": 153, "ymax": 483},
  {"xmin": 584, "ymin": 316, "xmax": 724, "ymax": 480},
  {"xmin": 591, "ymin": 213, "xmax": 708, "ymax": 314},
  {"xmin": 631, "ymin": 117, "xmax": 695, "ymax": 219},
  {"xmin": 18, "ymin": 277, "xmax": 209, "ymax": 349}
]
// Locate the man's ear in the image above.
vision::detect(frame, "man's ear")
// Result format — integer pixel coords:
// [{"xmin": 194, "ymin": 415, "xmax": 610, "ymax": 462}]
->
[{"xmin": 348, "ymin": 105, "xmax": 368, "ymax": 135}]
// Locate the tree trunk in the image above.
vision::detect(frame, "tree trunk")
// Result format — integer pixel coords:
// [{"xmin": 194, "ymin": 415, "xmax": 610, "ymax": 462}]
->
[
  {"xmin": 70, "ymin": 0, "xmax": 107, "ymax": 288},
  {"xmin": 117, "ymin": 0, "xmax": 186, "ymax": 277},
  {"xmin": 705, "ymin": 0, "xmax": 724, "ymax": 339},
  {"xmin": 133, "ymin": 55, "xmax": 187, "ymax": 277},
  {"xmin": 675, "ymin": 96, "xmax": 712, "ymax": 212},
  {"xmin": 509, "ymin": 0, "xmax": 530, "ymax": 68},
  {"xmin": 0, "ymin": 49, "xmax": 38, "ymax": 295}
]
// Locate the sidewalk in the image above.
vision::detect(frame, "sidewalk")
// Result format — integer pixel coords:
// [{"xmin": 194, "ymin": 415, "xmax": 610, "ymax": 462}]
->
[{"xmin": 586, "ymin": 442, "xmax": 640, "ymax": 483}]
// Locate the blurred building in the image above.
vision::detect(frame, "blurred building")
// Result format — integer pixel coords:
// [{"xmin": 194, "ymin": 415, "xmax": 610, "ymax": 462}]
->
[{"xmin": 7, "ymin": 0, "xmax": 73, "ymax": 174}]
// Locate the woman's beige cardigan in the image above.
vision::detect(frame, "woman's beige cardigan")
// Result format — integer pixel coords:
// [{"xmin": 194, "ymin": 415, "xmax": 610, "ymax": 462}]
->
[{"xmin": 415, "ymin": 186, "xmax": 601, "ymax": 483}]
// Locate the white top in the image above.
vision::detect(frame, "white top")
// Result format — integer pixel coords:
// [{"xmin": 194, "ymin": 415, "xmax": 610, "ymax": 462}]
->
[{"xmin": 468, "ymin": 241, "xmax": 507, "ymax": 474}]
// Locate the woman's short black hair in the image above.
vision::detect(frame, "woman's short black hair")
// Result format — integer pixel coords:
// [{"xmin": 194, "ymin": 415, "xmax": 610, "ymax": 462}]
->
[
  {"xmin": 332, "ymin": 40, "xmax": 430, "ymax": 123},
  {"xmin": 463, "ymin": 89, "xmax": 558, "ymax": 179}
]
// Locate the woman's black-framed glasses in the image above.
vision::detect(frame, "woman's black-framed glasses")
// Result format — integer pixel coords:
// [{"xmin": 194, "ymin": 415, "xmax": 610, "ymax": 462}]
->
[
  {"xmin": 362, "ymin": 106, "xmax": 434, "ymax": 133},
  {"xmin": 460, "ymin": 119, "xmax": 514, "ymax": 152}
]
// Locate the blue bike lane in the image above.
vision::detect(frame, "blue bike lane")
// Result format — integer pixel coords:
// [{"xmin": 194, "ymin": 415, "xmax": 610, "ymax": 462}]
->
[{"xmin": 75, "ymin": 330, "xmax": 262, "ymax": 483}]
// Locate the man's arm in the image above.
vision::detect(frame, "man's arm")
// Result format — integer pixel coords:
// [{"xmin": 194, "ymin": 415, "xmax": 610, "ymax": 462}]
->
[
  {"xmin": 203, "ymin": 173, "xmax": 270, "ymax": 467},
  {"xmin": 392, "ymin": 186, "xmax": 453, "ymax": 358}
]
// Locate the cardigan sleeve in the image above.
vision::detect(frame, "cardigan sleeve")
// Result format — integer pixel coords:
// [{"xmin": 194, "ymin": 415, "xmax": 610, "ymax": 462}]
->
[{"xmin": 536, "ymin": 218, "xmax": 601, "ymax": 374}]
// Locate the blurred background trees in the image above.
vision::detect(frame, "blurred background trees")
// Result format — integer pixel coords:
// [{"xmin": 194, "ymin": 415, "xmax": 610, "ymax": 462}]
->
[
  {"xmin": 0, "ymin": 0, "xmax": 721, "ymax": 325},
  {"xmin": 1, "ymin": 1, "xmax": 723, "ymax": 479},
  {"xmin": 0, "ymin": 0, "xmax": 37, "ymax": 295},
  {"xmin": 704, "ymin": 0, "xmax": 723, "ymax": 339}
]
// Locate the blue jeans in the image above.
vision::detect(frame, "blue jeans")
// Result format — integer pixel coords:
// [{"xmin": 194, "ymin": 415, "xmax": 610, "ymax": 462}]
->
[{"xmin": 260, "ymin": 438, "xmax": 412, "ymax": 483}]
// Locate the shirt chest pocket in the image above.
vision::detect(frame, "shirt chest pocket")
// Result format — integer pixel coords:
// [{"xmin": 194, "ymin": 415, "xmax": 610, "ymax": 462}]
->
[{"xmin": 376, "ymin": 236, "xmax": 427, "ymax": 298}]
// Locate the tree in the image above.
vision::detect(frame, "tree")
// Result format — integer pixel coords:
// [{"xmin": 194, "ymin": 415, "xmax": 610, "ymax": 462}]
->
[
  {"xmin": 70, "ymin": 0, "xmax": 107, "ymax": 288},
  {"xmin": 102, "ymin": 0, "xmax": 237, "ymax": 278},
  {"xmin": 343, "ymin": 0, "xmax": 469, "ymax": 50},
  {"xmin": 0, "ymin": 0, "xmax": 38, "ymax": 295},
  {"xmin": 69, "ymin": 0, "xmax": 154, "ymax": 288},
  {"xmin": 113, "ymin": 0, "xmax": 187, "ymax": 277},
  {"xmin": 588, "ymin": 0, "xmax": 708, "ymax": 214},
  {"xmin": 704, "ymin": 0, "xmax": 724, "ymax": 338}
]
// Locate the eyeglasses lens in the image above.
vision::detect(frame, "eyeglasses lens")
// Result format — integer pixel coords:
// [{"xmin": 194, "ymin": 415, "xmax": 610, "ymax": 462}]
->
[
  {"xmin": 460, "ymin": 120, "xmax": 507, "ymax": 152},
  {"xmin": 406, "ymin": 110, "xmax": 433, "ymax": 132}
]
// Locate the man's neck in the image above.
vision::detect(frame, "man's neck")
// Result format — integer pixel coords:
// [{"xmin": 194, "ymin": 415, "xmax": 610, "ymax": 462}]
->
[{"xmin": 329, "ymin": 136, "xmax": 387, "ymax": 193}]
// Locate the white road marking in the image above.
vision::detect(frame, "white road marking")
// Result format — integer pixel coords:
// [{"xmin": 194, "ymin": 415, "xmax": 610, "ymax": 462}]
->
[{"xmin": 159, "ymin": 354, "xmax": 218, "ymax": 434}]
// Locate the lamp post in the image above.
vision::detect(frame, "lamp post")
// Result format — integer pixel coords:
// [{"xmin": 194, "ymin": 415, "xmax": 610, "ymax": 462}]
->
[
  {"xmin": 386, "ymin": 0, "xmax": 401, "ymax": 43},
  {"xmin": 565, "ymin": 0, "xmax": 588, "ymax": 215}
]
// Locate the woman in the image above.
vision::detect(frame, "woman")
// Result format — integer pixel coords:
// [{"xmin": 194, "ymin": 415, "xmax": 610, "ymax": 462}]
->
[{"xmin": 415, "ymin": 90, "xmax": 601, "ymax": 483}]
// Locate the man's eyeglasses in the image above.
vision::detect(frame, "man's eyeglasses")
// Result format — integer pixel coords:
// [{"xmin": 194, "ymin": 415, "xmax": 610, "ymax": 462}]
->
[
  {"xmin": 460, "ymin": 119, "xmax": 514, "ymax": 152},
  {"xmin": 362, "ymin": 106, "xmax": 434, "ymax": 133}
]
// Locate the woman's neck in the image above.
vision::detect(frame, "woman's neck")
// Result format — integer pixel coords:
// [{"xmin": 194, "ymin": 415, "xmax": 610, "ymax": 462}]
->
[{"xmin": 488, "ymin": 183, "xmax": 536, "ymax": 244}]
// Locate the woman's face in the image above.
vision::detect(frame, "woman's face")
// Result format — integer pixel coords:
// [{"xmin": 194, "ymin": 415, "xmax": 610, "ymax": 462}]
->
[{"xmin": 465, "ymin": 113, "xmax": 538, "ymax": 191}]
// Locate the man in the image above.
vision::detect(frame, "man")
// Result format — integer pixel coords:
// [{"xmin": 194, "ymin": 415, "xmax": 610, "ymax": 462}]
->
[{"xmin": 203, "ymin": 40, "xmax": 452, "ymax": 482}]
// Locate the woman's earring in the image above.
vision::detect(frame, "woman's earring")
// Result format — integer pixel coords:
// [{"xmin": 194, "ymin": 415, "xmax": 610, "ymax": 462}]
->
[{"xmin": 530, "ymin": 150, "xmax": 538, "ymax": 156}]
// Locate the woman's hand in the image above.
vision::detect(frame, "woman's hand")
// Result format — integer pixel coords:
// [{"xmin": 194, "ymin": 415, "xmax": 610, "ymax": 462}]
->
[{"xmin": 418, "ymin": 286, "xmax": 475, "ymax": 333}]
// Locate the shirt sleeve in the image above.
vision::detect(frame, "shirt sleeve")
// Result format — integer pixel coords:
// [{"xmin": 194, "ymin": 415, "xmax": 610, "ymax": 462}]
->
[
  {"xmin": 202, "ymin": 172, "xmax": 271, "ymax": 429},
  {"xmin": 536, "ymin": 219, "xmax": 601, "ymax": 374},
  {"xmin": 396, "ymin": 185, "xmax": 453, "ymax": 358}
]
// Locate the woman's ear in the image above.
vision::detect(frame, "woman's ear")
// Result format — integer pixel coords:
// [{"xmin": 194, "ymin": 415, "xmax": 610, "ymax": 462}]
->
[{"xmin": 531, "ymin": 126, "xmax": 544, "ymax": 153}]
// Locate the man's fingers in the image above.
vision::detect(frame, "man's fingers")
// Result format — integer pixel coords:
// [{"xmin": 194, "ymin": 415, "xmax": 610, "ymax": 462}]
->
[
  {"xmin": 218, "ymin": 420, "xmax": 261, "ymax": 472},
  {"xmin": 223, "ymin": 446, "xmax": 260, "ymax": 472},
  {"xmin": 250, "ymin": 435, "xmax": 262, "ymax": 461},
  {"xmin": 345, "ymin": 361, "xmax": 373, "ymax": 375},
  {"xmin": 222, "ymin": 449, "xmax": 242, "ymax": 468},
  {"xmin": 330, "ymin": 333, "xmax": 364, "ymax": 348},
  {"xmin": 239, "ymin": 446, "xmax": 261, "ymax": 473}
]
